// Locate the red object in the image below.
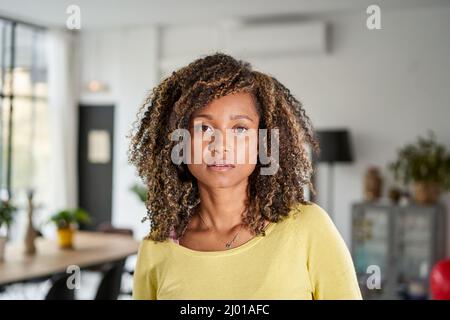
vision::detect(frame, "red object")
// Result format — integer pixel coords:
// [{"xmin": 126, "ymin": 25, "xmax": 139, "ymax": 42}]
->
[{"xmin": 430, "ymin": 259, "xmax": 450, "ymax": 300}]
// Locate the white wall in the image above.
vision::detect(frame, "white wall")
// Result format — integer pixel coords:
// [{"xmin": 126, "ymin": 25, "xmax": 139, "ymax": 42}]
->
[
  {"xmin": 79, "ymin": 27, "xmax": 158, "ymax": 239},
  {"xmin": 79, "ymin": 5, "xmax": 450, "ymax": 248},
  {"xmin": 248, "ymin": 6, "xmax": 450, "ymax": 246}
]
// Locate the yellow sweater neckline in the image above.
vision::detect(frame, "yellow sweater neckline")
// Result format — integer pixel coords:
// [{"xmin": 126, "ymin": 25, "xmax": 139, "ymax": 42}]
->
[{"xmin": 167, "ymin": 221, "xmax": 277, "ymax": 257}]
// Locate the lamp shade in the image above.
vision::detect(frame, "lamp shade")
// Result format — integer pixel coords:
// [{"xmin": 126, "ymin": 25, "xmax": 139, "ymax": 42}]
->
[{"xmin": 313, "ymin": 129, "xmax": 354, "ymax": 163}]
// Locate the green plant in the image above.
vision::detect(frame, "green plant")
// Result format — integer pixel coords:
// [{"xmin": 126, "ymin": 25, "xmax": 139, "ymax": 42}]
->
[
  {"xmin": 0, "ymin": 200, "xmax": 17, "ymax": 230},
  {"xmin": 388, "ymin": 130, "xmax": 450, "ymax": 190},
  {"xmin": 50, "ymin": 208, "xmax": 91, "ymax": 229},
  {"xmin": 130, "ymin": 183, "xmax": 148, "ymax": 203}
]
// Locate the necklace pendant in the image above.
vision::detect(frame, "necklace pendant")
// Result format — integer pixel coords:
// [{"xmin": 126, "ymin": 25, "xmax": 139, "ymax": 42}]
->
[{"xmin": 225, "ymin": 243, "xmax": 231, "ymax": 248}]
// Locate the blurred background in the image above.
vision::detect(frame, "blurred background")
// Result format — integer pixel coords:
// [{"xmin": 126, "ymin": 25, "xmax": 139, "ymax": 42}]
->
[{"xmin": 0, "ymin": 0, "xmax": 449, "ymax": 300}]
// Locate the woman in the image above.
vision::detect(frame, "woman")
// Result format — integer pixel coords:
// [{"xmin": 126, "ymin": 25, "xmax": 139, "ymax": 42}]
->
[{"xmin": 129, "ymin": 53, "xmax": 362, "ymax": 300}]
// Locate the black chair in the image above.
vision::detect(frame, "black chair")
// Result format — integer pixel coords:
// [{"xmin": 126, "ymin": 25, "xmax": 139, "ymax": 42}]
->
[
  {"xmin": 94, "ymin": 259, "xmax": 126, "ymax": 300},
  {"xmin": 95, "ymin": 223, "xmax": 135, "ymax": 298},
  {"xmin": 45, "ymin": 274, "xmax": 75, "ymax": 300},
  {"xmin": 82, "ymin": 223, "xmax": 134, "ymax": 299}
]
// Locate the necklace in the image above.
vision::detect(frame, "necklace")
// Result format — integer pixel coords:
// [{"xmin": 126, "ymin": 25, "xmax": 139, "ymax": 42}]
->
[{"xmin": 197, "ymin": 210, "xmax": 244, "ymax": 249}]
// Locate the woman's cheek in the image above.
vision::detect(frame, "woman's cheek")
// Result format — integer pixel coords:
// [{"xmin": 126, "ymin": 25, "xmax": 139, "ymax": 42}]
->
[
  {"xmin": 244, "ymin": 134, "xmax": 259, "ymax": 166},
  {"xmin": 186, "ymin": 138, "xmax": 207, "ymax": 165}
]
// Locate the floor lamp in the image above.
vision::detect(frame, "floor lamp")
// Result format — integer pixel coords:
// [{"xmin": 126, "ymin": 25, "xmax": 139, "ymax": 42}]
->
[{"xmin": 313, "ymin": 130, "xmax": 354, "ymax": 221}]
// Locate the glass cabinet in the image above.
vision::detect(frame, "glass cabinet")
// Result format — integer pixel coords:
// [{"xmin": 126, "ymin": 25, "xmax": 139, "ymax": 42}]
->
[{"xmin": 351, "ymin": 202, "xmax": 447, "ymax": 299}]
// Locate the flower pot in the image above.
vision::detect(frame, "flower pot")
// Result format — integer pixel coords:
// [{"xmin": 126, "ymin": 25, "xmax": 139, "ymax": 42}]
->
[
  {"xmin": 0, "ymin": 236, "xmax": 6, "ymax": 262},
  {"xmin": 57, "ymin": 227, "xmax": 74, "ymax": 249},
  {"xmin": 413, "ymin": 181, "xmax": 441, "ymax": 205}
]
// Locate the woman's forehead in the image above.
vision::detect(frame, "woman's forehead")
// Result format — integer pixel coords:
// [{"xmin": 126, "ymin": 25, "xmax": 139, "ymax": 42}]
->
[{"xmin": 191, "ymin": 92, "xmax": 259, "ymax": 119}]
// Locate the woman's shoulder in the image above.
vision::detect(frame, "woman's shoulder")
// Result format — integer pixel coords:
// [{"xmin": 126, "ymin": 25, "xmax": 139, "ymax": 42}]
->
[
  {"xmin": 286, "ymin": 201, "xmax": 335, "ymax": 234},
  {"xmin": 286, "ymin": 201, "xmax": 349, "ymax": 252},
  {"xmin": 288, "ymin": 201, "xmax": 330, "ymax": 220},
  {"xmin": 138, "ymin": 236, "xmax": 171, "ymax": 250},
  {"xmin": 136, "ymin": 236, "xmax": 172, "ymax": 265}
]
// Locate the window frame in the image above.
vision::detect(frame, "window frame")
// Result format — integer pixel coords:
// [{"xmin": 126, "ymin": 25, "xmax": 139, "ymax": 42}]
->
[{"xmin": 0, "ymin": 17, "xmax": 47, "ymax": 200}]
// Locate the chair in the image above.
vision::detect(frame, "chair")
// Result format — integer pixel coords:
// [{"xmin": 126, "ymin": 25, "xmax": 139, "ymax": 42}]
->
[
  {"xmin": 94, "ymin": 259, "xmax": 126, "ymax": 300},
  {"xmin": 96, "ymin": 222, "xmax": 133, "ymax": 236},
  {"xmin": 45, "ymin": 274, "xmax": 75, "ymax": 300},
  {"xmin": 92, "ymin": 223, "xmax": 134, "ymax": 299}
]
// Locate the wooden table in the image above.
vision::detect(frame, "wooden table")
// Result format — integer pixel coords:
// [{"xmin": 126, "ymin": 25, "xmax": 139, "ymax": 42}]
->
[{"xmin": 0, "ymin": 231, "xmax": 140, "ymax": 286}]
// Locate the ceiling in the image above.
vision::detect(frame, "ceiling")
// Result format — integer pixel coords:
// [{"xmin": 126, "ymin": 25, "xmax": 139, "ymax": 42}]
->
[{"xmin": 0, "ymin": 0, "xmax": 448, "ymax": 29}]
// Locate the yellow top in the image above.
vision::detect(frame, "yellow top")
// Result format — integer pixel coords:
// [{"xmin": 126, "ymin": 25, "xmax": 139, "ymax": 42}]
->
[{"xmin": 132, "ymin": 202, "xmax": 362, "ymax": 300}]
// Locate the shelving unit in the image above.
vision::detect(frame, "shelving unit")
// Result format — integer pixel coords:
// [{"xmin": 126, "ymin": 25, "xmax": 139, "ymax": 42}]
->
[{"xmin": 351, "ymin": 201, "xmax": 447, "ymax": 299}]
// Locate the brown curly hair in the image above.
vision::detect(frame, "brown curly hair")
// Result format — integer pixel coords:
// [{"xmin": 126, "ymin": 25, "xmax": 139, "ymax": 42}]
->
[{"xmin": 128, "ymin": 52, "xmax": 320, "ymax": 242}]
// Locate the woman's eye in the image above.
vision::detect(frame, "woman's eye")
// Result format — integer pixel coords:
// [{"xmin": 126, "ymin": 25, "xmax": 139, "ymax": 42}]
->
[
  {"xmin": 193, "ymin": 124, "xmax": 213, "ymax": 133},
  {"xmin": 233, "ymin": 126, "xmax": 248, "ymax": 134},
  {"xmin": 202, "ymin": 125, "xmax": 213, "ymax": 133}
]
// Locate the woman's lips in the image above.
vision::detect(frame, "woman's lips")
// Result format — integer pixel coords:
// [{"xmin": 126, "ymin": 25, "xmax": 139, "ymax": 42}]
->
[{"xmin": 207, "ymin": 164, "xmax": 235, "ymax": 172}]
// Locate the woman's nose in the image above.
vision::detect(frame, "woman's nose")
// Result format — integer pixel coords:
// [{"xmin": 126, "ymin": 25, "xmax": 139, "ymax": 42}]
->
[{"xmin": 208, "ymin": 130, "xmax": 233, "ymax": 155}]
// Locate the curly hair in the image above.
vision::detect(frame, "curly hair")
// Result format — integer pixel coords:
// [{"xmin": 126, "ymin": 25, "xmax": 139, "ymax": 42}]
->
[{"xmin": 128, "ymin": 52, "xmax": 320, "ymax": 242}]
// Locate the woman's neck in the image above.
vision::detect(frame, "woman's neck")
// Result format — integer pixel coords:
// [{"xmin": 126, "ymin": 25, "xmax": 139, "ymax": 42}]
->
[{"xmin": 196, "ymin": 180, "xmax": 248, "ymax": 232}]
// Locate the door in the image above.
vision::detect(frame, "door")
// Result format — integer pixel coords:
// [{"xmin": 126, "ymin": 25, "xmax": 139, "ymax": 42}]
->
[{"xmin": 78, "ymin": 105, "xmax": 114, "ymax": 230}]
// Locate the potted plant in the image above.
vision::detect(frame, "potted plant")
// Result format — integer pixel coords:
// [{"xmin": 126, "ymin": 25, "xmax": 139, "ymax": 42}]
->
[
  {"xmin": 0, "ymin": 200, "xmax": 17, "ymax": 261},
  {"xmin": 388, "ymin": 130, "xmax": 450, "ymax": 204},
  {"xmin": 50, "ymin": 208, "xmax": 91, "ymax": 249},
  {"xmin": 130, "ymin": 183, "xmax": 148, "ymax": 203}
]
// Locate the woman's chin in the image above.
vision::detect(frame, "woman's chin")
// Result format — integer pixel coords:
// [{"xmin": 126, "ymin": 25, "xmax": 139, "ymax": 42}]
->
[
  {"xmin": 190, "ymin": 164, "xmax": 256, "ymax": 189},
  {"xmin": 197, "ymin": 173, "xmax": 244, "ymax": 189}
]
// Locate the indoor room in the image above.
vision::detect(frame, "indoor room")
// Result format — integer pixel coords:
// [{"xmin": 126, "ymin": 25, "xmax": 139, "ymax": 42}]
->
[{"xmin": 0, "ymin": 0, "xmax": 449, "ymax": 302}]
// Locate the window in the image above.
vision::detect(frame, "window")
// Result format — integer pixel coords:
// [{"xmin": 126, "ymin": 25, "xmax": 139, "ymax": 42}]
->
[{"xmin": 0, "ymin": 19, "xmax": 50, "ymax": 238}]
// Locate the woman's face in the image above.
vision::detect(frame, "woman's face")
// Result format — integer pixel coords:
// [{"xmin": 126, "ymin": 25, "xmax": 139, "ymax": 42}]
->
[{"xmin": 187, "ymin": 91, "xmax": 260, "ymax": 189}]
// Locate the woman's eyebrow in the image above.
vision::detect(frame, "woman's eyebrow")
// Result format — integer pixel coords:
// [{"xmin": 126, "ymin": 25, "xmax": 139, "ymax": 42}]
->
[
  {"xmin": 193, "ymin": 114, "xmax": 254, "ymax": 122},
  {"xmin": 230, "ymin": 114, "xmax": 254, "ymax": 122},
  {"xmin": 193, "ymin": 114, "xmax": 213, "ymax": 120}
]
